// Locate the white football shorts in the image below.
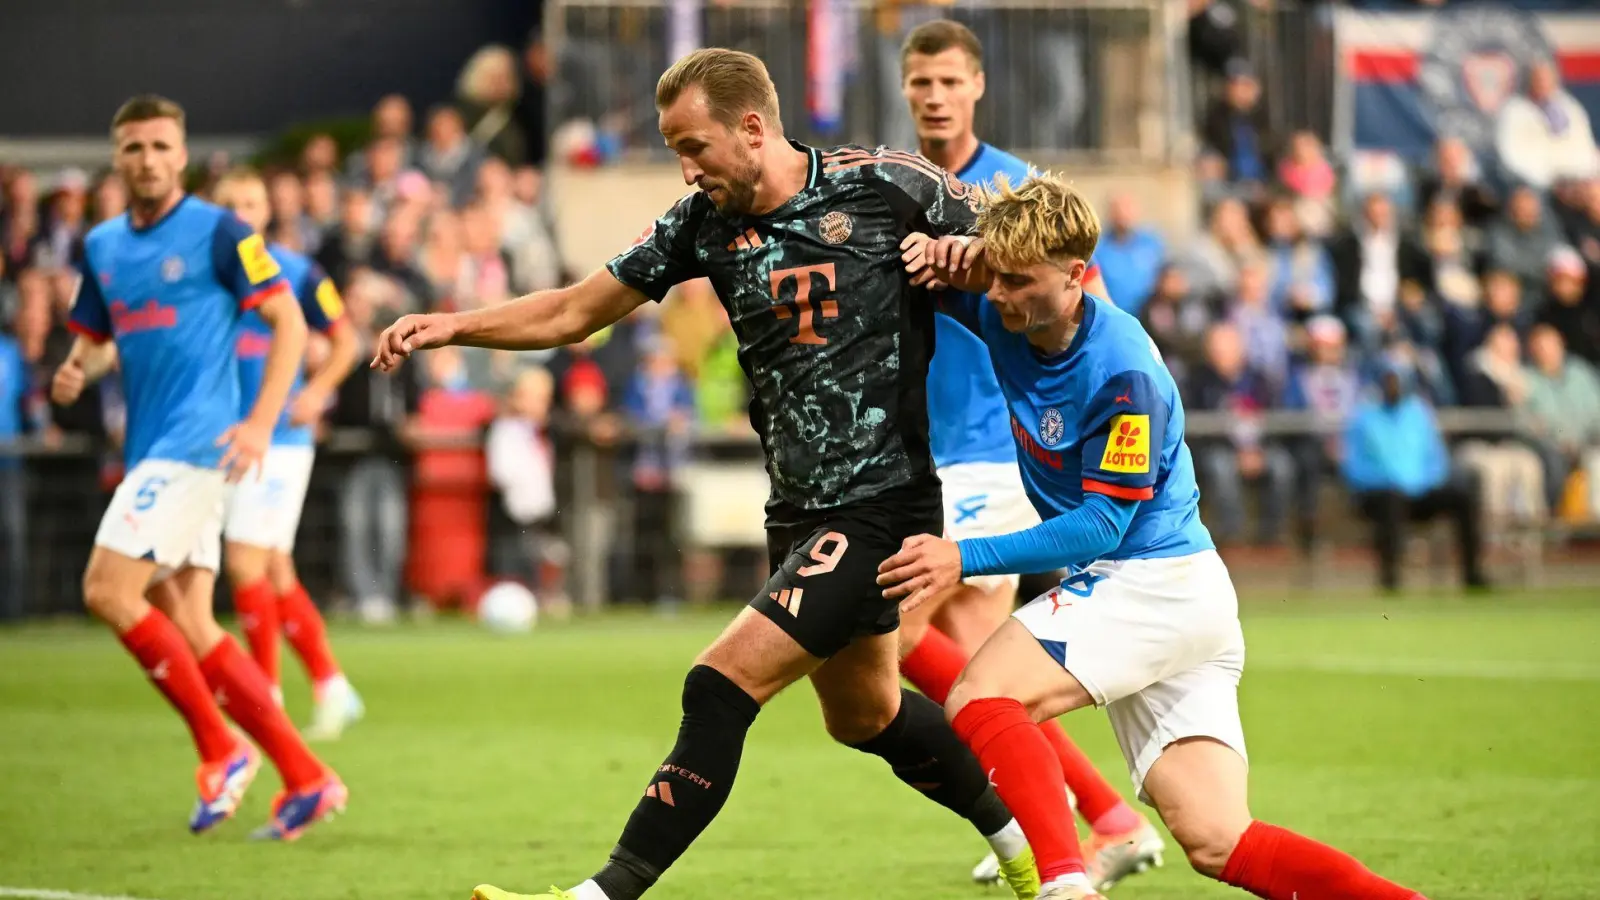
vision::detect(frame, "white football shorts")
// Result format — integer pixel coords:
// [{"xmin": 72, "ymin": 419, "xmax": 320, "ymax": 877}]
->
[
  {"xmin": 1013, "ymin": 549, "xmax": 1248, "ymax": 803},
  {"xmin": 223, "ymin": 444, "xmax": 315, "ymax": 552},
  {"xmin": 940, "ymin": 461, "xmax": 1043, "ymax": 593},
  {"xmin": 95, "ymin": 459, "xmax": 230, "ymax": 580}
]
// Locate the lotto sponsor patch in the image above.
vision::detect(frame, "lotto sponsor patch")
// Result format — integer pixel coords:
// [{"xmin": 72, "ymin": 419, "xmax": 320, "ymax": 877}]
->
[
  {"xmin": 238, "ymin": 234, "xmax": 281, "ymax": 285},
  {"xmin": 315, "ymin": 277, "xmax": 345, "ymax": 321},
  {"xmin": 1099, "ymin": 414, "xmax": 1151, "ymax": 474}
]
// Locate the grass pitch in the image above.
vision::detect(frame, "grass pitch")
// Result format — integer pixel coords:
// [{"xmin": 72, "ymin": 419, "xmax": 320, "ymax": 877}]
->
[{"xmin": 2, "ymin": 589, "xmax": 1597, "ymax": 900}]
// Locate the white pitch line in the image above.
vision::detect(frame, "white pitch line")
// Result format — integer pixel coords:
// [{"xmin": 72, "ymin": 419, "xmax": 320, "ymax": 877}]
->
[
  {"xmin": 0, "ymin": 888, "xmax": 162, "ymax": 900},
  {"xmin": 1248, "ymin": 655, "xmax": 1600, "ymax": 682}
]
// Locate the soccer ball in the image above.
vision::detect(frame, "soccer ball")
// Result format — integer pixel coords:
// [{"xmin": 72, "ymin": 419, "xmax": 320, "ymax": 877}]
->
[{"xmin": 477, "ymin": 582, "xmax": 539, "ymax": 633}]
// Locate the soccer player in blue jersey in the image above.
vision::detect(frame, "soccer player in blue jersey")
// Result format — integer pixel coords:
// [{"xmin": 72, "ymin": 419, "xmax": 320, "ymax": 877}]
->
[
  {"xmin": 897, "ymin": 19, "xmax": 1161, "ymax": 891},
  {"xmin": 213, "ymin": 168, "xmax": 365, "ymax": 741},
  {"xmin": 52, "ymin": 95, "xmax": 346, "ymax": 839},
  {"xmin": 882, "ymin": 175, "xmax": 1428, "ymax": 900}
]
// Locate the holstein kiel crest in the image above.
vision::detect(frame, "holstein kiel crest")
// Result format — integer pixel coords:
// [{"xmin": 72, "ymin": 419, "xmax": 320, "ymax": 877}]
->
[
  {"xmin": 1418, "ymin": 5, "xmax": 1552, "ymax": 150},
  {"xmin": 161, "ymin": 256, "xmax": 185, "ymax": 283},
  {"xmin": 818, "ymin": 210, "xmax": 853, "ymax": 244},
  {"xmin": 1039, "ymin": 407, "xmax": 1066, "ymax": 447}
]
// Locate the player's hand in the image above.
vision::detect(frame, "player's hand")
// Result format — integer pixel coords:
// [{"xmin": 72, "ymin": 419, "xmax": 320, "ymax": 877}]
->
[
  {"xmin": 371, "ymin": 313, "xmax": 458, "ymax": 372},
  {"xmin": 216, "ymin": 419, "xmax": 272, "ymax": 483},
  {"xmin": 876, "ymin": 533, "xmax": 962, "ymax": 612},
  {"xmin": 51, "ymin": 359, "xmax": 87, "ymax": 406},
  {"xmin": 287, "ymin": 385, "xmax": 330, "ymax": 427},
  {"xmin": 901, "ymin": 232, "xmax": 938, "ymax": 286}
]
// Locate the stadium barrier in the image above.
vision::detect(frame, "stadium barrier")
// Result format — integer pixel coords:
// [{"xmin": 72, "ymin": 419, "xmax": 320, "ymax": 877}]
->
[
  {"xmin": 543, "ymin": 0, "xmax": 1191, "ymax": 167},
  {"xmin": 2, "ymin": 407, "xmax": 1569, "ymax": 620}
]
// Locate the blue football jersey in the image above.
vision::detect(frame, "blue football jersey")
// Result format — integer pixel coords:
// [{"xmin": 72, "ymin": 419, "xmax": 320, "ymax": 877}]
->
[
  {"xmin": 237, "ymin": 243, "xmax": 343, "ymax": 447},
  {"xmin": 70, "ymin": 196, "xmax": 294, "ymax": 468},
  {"xmin": 944, "ymin": 292, "xmax": 1213, "ymax": 561},
  {"xmin": 928, "ymin": 143, "xmax": 1101, "ymax": 468}
]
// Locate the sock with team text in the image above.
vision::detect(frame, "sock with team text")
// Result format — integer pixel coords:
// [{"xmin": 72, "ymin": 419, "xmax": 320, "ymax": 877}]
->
[
  {"xmin": 119, "ymin": 608, "xmax": 236, "ymax": 763},
  {"xmin": 1220, "ymin": 820, "xmax": 1426, "ymax": 900},
  {"xmin": 593, "ymin": 665, "xmax": 761, "ymax": 900},
  {"xmin": 952, "ymin": 697, "xmax": 1087, "ymax": 883},
  {"xmin": 278, "ymin": 579, "xmax": 342, "ymax": 686},
  {"xmin": 904, "ymin": 627, "xmax": 1138, "ymax": 834},
  {"xmin": 199, "ymin": 635, "xmax": 327, "ymax": 790},
  {"xmin": 232, "ymin": 577, "xmax": 281, "ymax": 687}
]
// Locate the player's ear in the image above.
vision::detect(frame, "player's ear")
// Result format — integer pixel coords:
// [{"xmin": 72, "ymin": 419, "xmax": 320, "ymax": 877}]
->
[
  {"xmin": 973, "ymin": 69, "xmax": 986, "ymax": 102},
  {"xmin": 742, "ymin": 111, "xmax": 764, "ymax": 149}
]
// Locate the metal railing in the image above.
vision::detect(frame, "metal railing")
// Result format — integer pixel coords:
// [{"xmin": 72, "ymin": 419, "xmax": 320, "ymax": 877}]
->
[{"xmin": 543, "ymin": 0, "xmax": 1191, "ymax": 165}]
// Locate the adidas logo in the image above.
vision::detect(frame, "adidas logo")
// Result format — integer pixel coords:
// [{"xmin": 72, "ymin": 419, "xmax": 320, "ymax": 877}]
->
[
  {"xmin": 726, "ymin": 228, "xmax": 763, "ymax": 252},
  {"xmin": 644, "ymin": 781, "xmax": 676, "ymax": 806},
  {"xmin": 767, "ymin": 587, "xmax": 804, "ymax": 617}
]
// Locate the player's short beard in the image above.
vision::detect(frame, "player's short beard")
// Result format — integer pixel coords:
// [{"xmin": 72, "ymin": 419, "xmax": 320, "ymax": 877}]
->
[{"xmin": 713, "ymin": 149, "xmax": 763, "ymax": 215}]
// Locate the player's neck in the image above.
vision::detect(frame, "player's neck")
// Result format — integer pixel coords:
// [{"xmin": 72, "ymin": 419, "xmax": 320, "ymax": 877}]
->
[
  {"xmin": 130, "ymin": 191, "xmax": 185, "ymax": 229},
  {"xmin": 1027, "ymin": 290, "xmax": 1086, "ymax": 355},
  {"xmin": 750, "ymin": 141, "xmax": 812, "ymax": 216},
  {"xmin": 919, "ymin": 133, "xmax": 981, "ymax": 175}
]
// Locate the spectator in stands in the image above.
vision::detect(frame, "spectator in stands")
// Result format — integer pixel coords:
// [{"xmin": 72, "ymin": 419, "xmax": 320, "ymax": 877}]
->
[
  {"xmin": 348, "ymin": 95, "xmax": 418, "ymax": 187},
  {"xmin": 458, "ymin": 44, "xmax": 529, "ymax": 168},
  {"xmin": 1264, "ymin": 194, "xmax": 1334, "ymax": 318},
  {"xmin": 1417, "ymin": 136, "xmax": 1499, "ymax": 230},
  {"xmin": 1525, "ymin": 324, "xmax": 1600, "ymax": 519},
  {"xmin": 357, "ymin": 135, "xmax": 407, "ymax": 219},
  {"xmin": 1369, "ymin": 282, "xmax": 1454, "ymax": 406},
  {"xmin": 90, "ymin": 170, "xmax": 126, "ymax": 225},
  {"xmin": 1446, "ymin": 269, "xmax": 1527, "ymax": 388},
  {"xmin": 475, "ymin": 157, "xmax": 562, "ymax": 294},
  {"xmin": 374, "ymin": 205, "xmax": 433, "ymax": 310},
  {"xmin": 1416, "ymin": 198, "xmax": 1484, "ymax": 315},
  {"xmin": 458, "ymin": 203, "xmax": 514, "ymax": 307},
  {"xmin": 31, "ymin": 169, "xmax": 89, "ymax": 271},
  {"xmin": 0, "ymin": 314, "xmax": 29, "ymax": 619},
  {"xmin": 1495, "ymin": 61, "xmax": 1600, "ymax": 191},
  {"xmin": 267, "ymin": 169, "xmax": 320, "ymax": 254},
  {"xmin": 331, "ymin": 270, "xmax": 421, "ymax": 623},
  {"xmin": 316, "ymin": 187, "xmax": 378, "ymax": 288},
  {"xmin": 1278, "ymin": 130, "xmax": 1337, "ymax": 237},
  {"xmin": 1461, "ymin": 321, "xmax": 1529, "ymax": 409},
  {"xmin": 1188, "ymin": 322, "xmax": 1293, "ymax": 546},
  {"xmin": 1140, "ymin": 263, "xmax": 1213, "ymax": 386},
  {"xmin": 692, "ymin": 303, "xmax": 748, "ymax": 433},
  {"xmin": 1344, "ymin": 364, "xmax": 1489, "ymax": 591},
  {"xmin": 518, "ymin": 34, "xmax": 552, "ymax": 169},
  {"xmin": 1185, "ymin": 195, "xmax": 1260, "ymax": 299},
  {"xmin": 1, "ymin": 169, "xmax": 39, "ymax": 275},
  {"xmin": 300, "ymin": 132, "xmax": 340, "ymax": 176},
  {"xmin": 1095, "ymin": 192, "xmax": 1166, "ymax": 316},
  {"xmin": 1488, "ymin": 186, "xmax": 1564, "ymax": 310},
  {"xmin": 1332, "ymin": 190, "xmax": 1426, "ymax": 346},
  {"xmin": 1202, "ymin": 58, "xmax": 1274, "ymax": 188},
  {"xmin": 1540, "ymin": 245, "xmax": 1600, "ymax": 364},
  {"xmin": 1229, "ymin": 256, "xmax": 1291, "ymax": 391},
  {"xmin": 304, "ymin": 169, "xmax": 339, "ymax": 235},
  {"xmin": 1285, "ymin": 315, "xmax": 1363, "ymax": 555},
  {"xmin": 419, "ymin": 105, "xmax": 486, "ymax": 209},
  {"xmin": 416, "ymin": 210, "xmax": 465, "ymax": 311},
  {"xmin": 624, "ymin": 336, "xmax": 695, "ymax": 607},
  {"xmin": 486, "ymin": 365, "xmax": 570, "ymax": 615}
]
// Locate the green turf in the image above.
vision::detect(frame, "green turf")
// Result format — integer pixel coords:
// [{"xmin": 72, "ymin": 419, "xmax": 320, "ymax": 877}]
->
[{"xmin": 2, "ymin": 589, "xmax": 1597, "ymax": 900}]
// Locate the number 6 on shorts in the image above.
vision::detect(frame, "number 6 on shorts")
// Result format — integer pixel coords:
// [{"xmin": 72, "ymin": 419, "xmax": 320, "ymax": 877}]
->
[{"xmin": 798, "ymin": 531, "xmax": 849, "ymax": 577}]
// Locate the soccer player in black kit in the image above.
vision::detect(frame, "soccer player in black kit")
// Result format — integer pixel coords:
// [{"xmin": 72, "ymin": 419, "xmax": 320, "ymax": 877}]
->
[{"xmin": 371, "ymin": 49, "xmax": 1040, "ymax": 900}]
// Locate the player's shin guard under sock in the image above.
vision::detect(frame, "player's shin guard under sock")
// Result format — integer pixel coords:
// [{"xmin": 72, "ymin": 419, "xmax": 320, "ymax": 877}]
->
[
  {"xmin": 952, "ymin": 697, "xmax": 1087, "ymax": 882},
  {"xmin": 1219, "ymin": 820, "xmax": 1425, "ymax": 900},
  {"xmin": 1035, "ymin": 719, "xmax": 1137, "ymax": 832},
  {"xmin": 120, "ymin": 609, "xmax": 236, "ymax": 763},
  {"xmin": 278, "ymin": 579, "xmax": 341, "ymax": 684},
  {"xmin": 592, "ymin": 664, "xmax": 761, "ymax": 900},
  {"xmin": 199, "ymin": 635, "xmax": 327, "ymax": 790},
  {"xmin": 233, "ymin": 577, "xmax": 281, "ymax": 687},
  {"xmin": 901, "ymin": 626, "xmax": 968, "ymax": 704},
  {"xmin": 849, "ymin": 688, "xmax": 1014, "ymax": 837}
]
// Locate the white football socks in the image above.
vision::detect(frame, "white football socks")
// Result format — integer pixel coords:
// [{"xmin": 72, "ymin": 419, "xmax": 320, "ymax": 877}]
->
[
  {"xmin": 570, "ymin": 879, "xmax": 610, "ymax": 900},
  {"xmin": 983, "ymin": 817, "xmax": 1029, "ymax": 860}
]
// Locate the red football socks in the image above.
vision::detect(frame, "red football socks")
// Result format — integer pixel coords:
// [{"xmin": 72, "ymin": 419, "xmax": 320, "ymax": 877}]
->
[
  {"xmin": 952, "ymin": 697, "xmax": 1086, "ymax": 881},
  {"xmin": 232, "ymin": 577, "xmax": 280, "ymax": 686},
  {"xmin": 1221, "ymin": 820, "xmax": 1426, "ymax": 900},
  {"xmin": 119, "ymin": 609, "xmax": 237, "ymax": 763},
  {"xmin": 904, "ymin": 628, "xmax": 1135, "ymax": 833},
  {"xmin": 279, "ymin": 580, "xmax": 341, "ymax": 685},
  {"xmin": 199, "ymin": 635, "xmax": 326, "ymax": 790}
]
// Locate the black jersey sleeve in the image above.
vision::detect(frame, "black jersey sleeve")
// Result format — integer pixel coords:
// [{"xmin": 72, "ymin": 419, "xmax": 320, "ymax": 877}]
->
[
  {"xmin": 605, "ymin": 192, "xmax": 708, "ymax": 302},
  {"xmin": 840, "ymin": 148, "xmax": 980, "ymax": 238}
]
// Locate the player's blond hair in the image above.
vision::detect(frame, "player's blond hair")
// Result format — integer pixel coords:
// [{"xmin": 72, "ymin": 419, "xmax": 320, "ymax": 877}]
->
[
  {"xmin": 111, "ymin": 94, "xmax": 185, "ymax": 139},
  {"xmin": 215, "ymin": 165, "xmax": 266, "ymax": 191},
  {"xmin": 976, "ymin": 173, "xmax": 1101, "ymax": 271},
  {"xmin": 656, "ymin": 48, "xmax": 782, "ymax": 132}
]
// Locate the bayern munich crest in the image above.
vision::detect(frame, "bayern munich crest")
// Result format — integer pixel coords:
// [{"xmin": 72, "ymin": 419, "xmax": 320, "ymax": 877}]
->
[
  {"xmin": 818, "ymin": 210, "xmax": 853, "ymax": 244},
  {"xmin": 1417, "ymin": 5, "xmax": 1552, "ymax": 151},
  {"xmin": 1039, "ymin": 407, "xmax": 1066, "ymax": 447}
]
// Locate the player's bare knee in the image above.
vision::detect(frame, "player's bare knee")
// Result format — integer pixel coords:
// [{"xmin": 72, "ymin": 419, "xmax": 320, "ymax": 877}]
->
[
  {"xmin": 895, "ymin": 616, "xmax": 929, "ymax": 660},
  {"xmin": 82, "ymin": 566, "xmax": 141, "ymax": 626},
  {"xmin": 821, "ymin": 691, "xmax": 899, "ymax": 745},
  {"xmin": 223, "ymin": 541, "xmax": 268, "ymax": 587},
  {"xmin": 266, "ymin": 552, "xmax": 298, "ymax": 593},
  {"xmin": 942, "ymin": 673, "xmax": 998, "ymax": 724},
  {"xmin": 1169, "ymin": 817, "xmax": 1245, "ymax": 879}
]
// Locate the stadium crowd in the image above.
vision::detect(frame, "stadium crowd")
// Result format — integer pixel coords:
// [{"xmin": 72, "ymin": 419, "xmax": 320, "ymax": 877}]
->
[{"xmin": 4, "ymin": 23, "xmax": 1600, "ymax": 620}]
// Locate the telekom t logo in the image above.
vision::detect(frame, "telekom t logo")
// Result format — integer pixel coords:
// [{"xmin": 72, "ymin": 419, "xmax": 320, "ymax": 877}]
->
[{"xmin": 769, "ymin": 263, "xmax": 839, "ymax": 345}]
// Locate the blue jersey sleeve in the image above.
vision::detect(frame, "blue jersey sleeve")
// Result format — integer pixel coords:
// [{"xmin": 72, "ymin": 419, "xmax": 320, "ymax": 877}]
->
[
  {"xmin": 958, "ymin": 492, "xmax": 1137, "ymax": 576},
  {"xmin": 68, "ymin": 255, "xmax": 113, "ymax": 342},
  {"xmin": 1078, "ymin": 370, "xmax": 1170, "ymax": 501},
  {"xmin": 936, "ymin": 290, "xmax": 983, "ymax": 334},
  {"xmin": 210, "ymin": 214, "xmax": 293, "ymax": 310},
  {"xmin": 298, "ymin": 264, "xmax": 344, "ymax": 333}
]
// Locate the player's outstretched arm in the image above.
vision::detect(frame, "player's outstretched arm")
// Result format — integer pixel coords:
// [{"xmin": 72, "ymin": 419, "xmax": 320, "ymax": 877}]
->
[
  {"xmin": 290, "ymin": 277, "xmax": 361, "ymax": 426},
  {"xmin": 371, "ymin": 268, "xmax": 649, "ymax": 372},
  {"xmin": 221, "ymin": 289, "xmax": 308, "ymax": 480}
]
